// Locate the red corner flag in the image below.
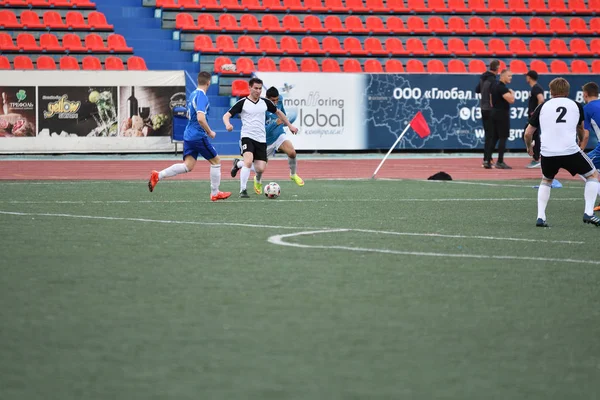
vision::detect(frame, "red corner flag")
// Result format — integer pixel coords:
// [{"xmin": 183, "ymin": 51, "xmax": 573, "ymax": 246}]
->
[{"xmin": 410, "ymin": 111, "xmax": 430, "ymax": 138}]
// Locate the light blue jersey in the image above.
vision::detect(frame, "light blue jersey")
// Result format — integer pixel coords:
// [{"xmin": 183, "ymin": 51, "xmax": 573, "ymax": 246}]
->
[
  {"xmin": 183, "ymin": 88, "xmax": 209, "ymax": 141},
  {"xmin": 265, "ymin": 95, "xmax": 285, "ymax": 146},
  {"xmin": 584, "ymin": 99, "xmax": 600, "ymax": 168}
]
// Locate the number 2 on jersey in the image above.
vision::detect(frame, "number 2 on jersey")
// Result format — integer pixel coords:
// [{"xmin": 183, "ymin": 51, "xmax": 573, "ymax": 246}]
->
[{"xmin": 555, "ymin": 106, "xmax": 567, "ymax": 123}]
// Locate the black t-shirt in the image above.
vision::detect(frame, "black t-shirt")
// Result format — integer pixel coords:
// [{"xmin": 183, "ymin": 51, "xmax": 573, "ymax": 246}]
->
[
  {"xmin": 528, "ymin": 83, "xmax": 544, "ymax": 117},
  {"xmin": 492, "ymin": 82, "xmax": 510, "ymax": 111}
]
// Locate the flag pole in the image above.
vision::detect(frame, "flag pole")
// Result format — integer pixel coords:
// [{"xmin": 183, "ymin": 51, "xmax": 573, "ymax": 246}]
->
[{"xmin": 371, "ymin": 123, "xmax": 411, "ymax": 179}]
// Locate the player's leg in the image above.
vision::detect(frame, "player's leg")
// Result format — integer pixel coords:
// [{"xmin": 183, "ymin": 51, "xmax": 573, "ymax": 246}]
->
[
  {"xmin": 239, "ymin": 138, "xmax": 254, "ymax": 197},
  {"xmin": 253, "ymin": 141, "xmax": 268, "ymax": 194},
  {"xmin": 567, "ymin": 151, "xmax": 600, "ymax": 225},
  {"xmin": 482, "ymin": 110, "xmax": 493, "ymax": 167},
  {"xmin": 278, "ymin": 139, "xmax": 304, "ymax": 186},
  {"xmin": 148, "ymin": 142, "xmax": 197, "ymax": 192},
  {"xmin": 198, "ymin": 137, "xmax": 231, "ymax": 201},
  {"xmin": 495, "ymin": 116, "xmax": 511, "ymax": 169},
  {"xmin": 536, "ymin": 156, "xmax": 558, "ymax": 227}
]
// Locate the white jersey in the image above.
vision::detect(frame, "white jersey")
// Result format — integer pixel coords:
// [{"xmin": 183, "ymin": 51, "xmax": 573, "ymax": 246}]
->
[
  {"xmin": 227, "ymin": 97, "xmax": 277, "ymax": 143},
  {"xmin": 529, "ymin": 97, "xmax": 585, "ymax": 157}
]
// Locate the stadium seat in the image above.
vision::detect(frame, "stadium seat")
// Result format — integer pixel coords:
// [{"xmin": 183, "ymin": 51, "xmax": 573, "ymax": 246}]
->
[
  {"xmin": 448, "ymin": 0, "xmax": 469, "ymax": 12},
  {"xmin": 407, "ymin": 16, "xmax": 428, "ymax": 34},
  {"xmin": 385, "ymin": 38, "xmax": 407, "ymax": 55},
  {"xmin": 236, "ymin": 57, "xmax": 255, "ymax": 73},
  {"xmin": 36, "ymin": 55, "xmax": 57, "ymax": 70},
  {"xmin": 468, "ymin": 38, "xmax": 491, "ymax": 56},
  {"xmin": 386, "ymin": 0, "xmax": 407, "ymax": 11},
  {"xmin": 237, "ymin": 35, "xmax": 260, "ymax": 54},
  {"xmin": 364, "ymin": 37, "xmax": 387, "ymax": 55},
  {"xmin": 0, "ymin": 11, "xmax": 22, "ymax": 29},
  {"xmin": 530, "ymin": 60, "xmax": 549, "ymax": 73},
  {"xmin": 529, "ymin": 18, "xmax": 549, "ymax": 34},
  {"xmin": 550, "ymin": 60, "xmax": 569, "ymax": 73},
  {"xmin": 549, "ymin": 18, "xmax": 570, "ymax": 34},
  {"xmin": 13, "ymin": 55, "xmax": 33, "ymax": 70},
  {"xmin": 179, "ymin": 0, "xmax": 202, "ymax": 8},
  {"xmin": 366, "ymin": 0, "xmax": 388, "ymax": 12},
  {"xmin": 43, "ymin": 11, "xmax": 65, "ymax": 29},
  {"xmin": 213, "ymin": 55, "xmax": 234, "ymax": 73},
  {"xmin": 591, "ymin": 39, "xmax": 600, "ymax": 56},
  {"xmin": 447, "ymin": 59, "xmax": 467, "ymax": 73},
  {"xmin": 322, "ymin": 37, "xmax": 345, "ymax": 55},
  {"xmin": 508, "ymin": 17, "xmax": 529, "ymax": 34},
  {"xmin": 528, "ymin": 0, "xmax": 549, "ymax": 13},
  {"xmin": 568, "ymin": 0, "xmax": 588, "ymax": 12},
  {"xmin": 241, "ymin": 0, "xmax": 263, "ymax": 11},
  {"xmin": 570, "ymin": 60, "xmax": 589, "ymax": 73},
  {"xmin": 304, "ymin": 15, "xmax": 327, "ymax": 33},
  {"xmin": 262, "ymin": 0, "xmax": 284, "ymax": 10},
  {"xmin": 216, "ymin": 35, "xmax": 237, "ymax": 52},
  {"xmin": 195, "ymin": 14, "xmax": 217, "ymax": 31},
  {"xmin": 280, "ymin": 36, "xmax": 301, "ymax": 55},
  {"xmin": 549, "ymin": 38, "xmax": 571, "ymax": 56},
  {"xmin": 509, "ymin": 59, "xmax": 528, "ymax": 73},
  {"xmin": 569, "ymin": 17, "xmax": 589, "ymax": 34},
  {"xmin": 20, "ymin": 10, "xmax": 44, "ymax": 29},
  {"xmin": 406, "ymin": 59, "xmax": 425, "ymax": 73},
  {"xmin": 0, "ymin": 56, "xmax": 10, "ymax": 70},
  {"xmin": 508, "ymin": 0, "xmax": 529, "ymax": 12},
  {"xmin": 88, "ymin": 12, "xmax": 113, "ymax": 30},
  {"xmin": 427, "ymin": 59, "xmax": 446, "ymax": 73},
  {"xmin": 324, "ymin": 16, "xmax": 346, "ymax": 33},
  {"xmin": 489, "ymin": 17, "xmax": 510, "ymax": 35},
  {"xmin": 220, "ymin": 0, "xmax": 244, "ymax": 9},
  {"xmin": 385, "ymin": 59, "xmax": 404, "ymax": 73},
  {"xmin": 82, "ymin": 55, "xmax": 102, "ymax": 70},
  {"xmin": 346, "ymin": 0, "xmax": 367, "ymax": 12},
  {"xmin": 301, "ymin": 36, "xmax": 322, "ymax": 54},
  {"xmin": 428, "ymin": 0, "xmax": 447, "ymax": 11},
  {"xmin": 427, "ymin": 38, "xmax": 449, "ymax": 55},
  {"xmin": 488, "ymin": 0, "xmax": 507, "ymax": 11},
  {"xmin": 85, "ymin": 33, "xmax": 106, "ymax": 52},
  {"xmin": 343, "ymin": 58, "xmax": 362, "ymax": 72},
  {"xmin": 127, "ymin": 56, "xmax": 147, "ymax": 70},
  {"xmin": 447, "ymin": 17, "xmax": 469, "ymax": 35},
  {"xmin": 300, "ymin": 58, "xmax": 320, "ymax": 72},
  {"xmin": 428, "ymin": 16, "xmax": 448, "ymax": 34},
  {"xmin": 257, "ymin": 57, "xmax": 277, "ymax": 71},
  {"xmin": 345, "ymin": 16, "xmax": 368, "ymax": 34},
  {"xmin": 322, "ymin": 58, "xmax": 341, "ymax": 72},
  {"xmin": 406, "ymin": 38, "xmax": 427, "ymax": 55},
  {"xmin": 468, "ymin": 59, "xmax": 486, "ymax": 73},
  {"xmin": 366, "ymin": 16, "xmax": 388, "ymax": 34},
  {"xmin": 107, "ymin": 34, "xmax": 132, "ymax": 52},
  {"xmin": 529, "ymin": 39, "xmax": 553, "ymax": 56},
  {"xmin": 0, "ymin": 33, "xmax": 17, "ymax": 51},
  {"xmin": 467, "ymin": 0, "xmax": 487, "ymax": 12},
  {"xmin": 324, "ymin": 0, "xmax": 347, "ymax": 12},
  {"xmin": 218, "ymin": 14, "xmax": 240, "ymax": 32},
  {"xmin": 59, "ymin": 56, "xmax": 80, "ymax": 70},
  {"xmin": 258, "ymin": 36, "xmax": 280, "ymax": 54},
  {"xmin": 261, "ymin": 15, "xmax": 285, "ymax": 33},
  {"xmin": 344, "ymin": 37, "xmax": 367, "ymax": 56},
  {"xmin": 232, "ymin": 79, "xmax": 250, "ymax": 96},
  {"xmin": 17, "ymin": 33, "xmax": 40, "ymax": 52},
  {"xmin": 176, "ymin": 13, "xmax": 196, "ymax": 30},
  {"xmin": 548, "ymin": 0, "xmax": 567, "ymax": 13},
  {"xmin": 468, "ymin": 17, "xmax": 489, "ymax": 34},
  {"xmin": 284, "ymin": 0, "xmax": 308, "ymax": 11},
  {"xmin": 279, "ymin": 57, "xmax": 299, "ymax": 72},
  {"xmin": 364, "ymin": 59, "xmax": 383, "ymax": 73},
  {"xmin": 70, "ymin": 0, "xmax": 96, "ymax": 6},
  {"xmin": 194, "ymin": 35, "xmax": 217, "ymax": 52},
  {"xmin": 489, "ymin": 39, "xmax": 511, "ymax": 56},
  {"xmin": 65, "ymin": 12, "xmax": 88, "ymax": 29},
  {"xmin": 282, "ymin": 15, "xmax": 304, "ymax": 33},
  {"xmin": 592, "ymin": 60, "xmax": 600, "ymax": 74},
  {"xmin": 304, "ymin": 0, "xmax": 328, "ymax": 12},
  {"xmin": 240, "ymin": 14, "xmax": 260, "ymax": 31},
  {"xmin": 569, "ymin": 38, "xmax": 591, "ymax": 56},
  {"xmin": 40, "ymin": 33, "xmax": 63, "ymax": 52},
  {"xmin": 386, "ymin": 16, "xmax": 407, "ymax": 34},
  {"xmin": 508, "ymin": 38, "xmax": 531, "ymax": 56},
  {"xmin": 407, "ymin": 0, "xmax": 429, "ymax": 12},
  {"xmin": 447, "ymin": 38, "xmax": 469, "ymax": 56},
  {"xmin": 105, "ymin": 56, "xmax": 125, "ymax": 70}
]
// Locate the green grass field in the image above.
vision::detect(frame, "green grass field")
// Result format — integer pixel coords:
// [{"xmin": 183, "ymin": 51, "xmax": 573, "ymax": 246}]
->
[{"xmin": 1, "ymin": 178, "xmax": 600, "ymax": 400}]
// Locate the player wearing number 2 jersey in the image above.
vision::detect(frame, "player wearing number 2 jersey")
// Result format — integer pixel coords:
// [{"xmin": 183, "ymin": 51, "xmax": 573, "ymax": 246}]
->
[{"xmin": 525, "ymin": 77, "xmax": 600, "ymax": 227}]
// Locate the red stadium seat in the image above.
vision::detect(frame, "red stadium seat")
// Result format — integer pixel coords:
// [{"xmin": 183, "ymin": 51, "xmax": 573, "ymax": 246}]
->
[
  {"xmin": 366, "ymin": 0, "xmax": 387, "ymax": 12},
  {"xmin": 508, "ymin": 0, "xmax": 529, "ymax": 12},
  {"xmin": 88, "ymin": 12, "xmax": 113, "ymax": 30},
  {"xmin": 508, "ymin": 17, "xmax": 529, "ymax": 34},
  {"xmin": 82, "ymin": 56, "xmax": 102, "ymax": 70},
  {"xmin": 427, "ymin": 60, "xmax": 446, "ymax": 73},
  {"xmin": 509, "ymin": 59, "xmax": 528, "ymax": 73},
  {"xmin": 324, "ymin": 0, "xmax": 347, "ymax": 12},
  {"xmin": 179, "ymin": 0, "xmax": 202, "ymax": 8},
  {"xmin": 386, "ymin": 0, "xmax": 407, "ymax": 11},
  {"xmin": 529, "ymin": 18, "xmax": 549, "ymax": 34},
  {"xmin": 569, "ymin": 17, "xmax": 589, "ymax": 34},
  {"xmin": 107, "ymin": 34, "xmax": 133, "ymax": 52},
  {"xmin": 428, "ymin": 16, "xmax": 448, "ymax": 34},
  {"xmin": 70, "ymin": 0, "xmax": 95, "ymax": 6},
  {"xmin": 37, "ymin": 55, "xmax": 57, "ymax": 70},
  {"xmin": 343, "ymin": 58, "xmax": 362, "ymax": 72},
  {"xmin": 263, "ymin": 0, "xmax": 285, "ymax": 9},
  {"xmin": 468, "ymin": 17, "xmax": 489, "ymax": 34},
  {"xmin": 592, "ymin": 61, "xmax": 600, "ymax": 74},
  {"xmin": 39, "ymin": 33, "xmax": 62, "ymax": 52},
  {"xmin": 20, "ymin": 10, "xmax": 44, "ymax": 29},
  {"xmin": 196, "ymin": 14, "xmax": 217, "ymax": 31},
  {"xmin": 550, "ymin": 60, "xmax": 569, "ymax": 73},
  {"xmin": 406, "ymin": 59, "xmax": 425, "ymax": 73},
  {"xmin": 407, "ymin": 16, "xmax": 428, "ymax": 34},
  {"xmin": 0, "ymin": 33, "xmax": 17, "ymax": 51},
  {"xmin": 468, "ymin": 38, "xmax": 491, "ymax": 56},
  {"xmin": 489, "ymin": 38, "xmax": 511, "ymax": 56},
  {"xmin": 467, "ymin": 0, "xmax": 487, "ymax": 12},
  {"xmin": 346, "ymin": 0, "xmax": 367, "ymax": 12},
  {"xmin": 407, "ymin": 0, "xmax": 429, "ymax": 12},
  {"xmin": 283, "ymin": 0, "xmax": 307, "ymax": 11},
  {"xmin": 0, "ymin": 56, "xmax": 10, "ymax": 70},
  {"xmin": 488, "ymin": 0, "xmax": 507, "ymax": 11},
  {"xmin": 549, "ymin": 38, "xmax": 571, "ymax": 56},
  {"xmin": 591, "ymin": 39, "xmax": 600, "ymax": 56},
  {"xmin": 65, "ymin": 12, "xmax": 87, "ymax": 29},
  {"xmin": 236, "ymin": 57, "xmax": 255, "ymax": 73},
  {"xmin": 232, "ymin": 80, "xmax": 250, "ymax": 96},
  {"xmin": 17, "ymin": 33, "xmax": 40, "ymax": 52},
  {"xmin": 237, "ymin": 35, "xmax": 260, "ymax": 54},
  {"xmin": 530, "ymin": 60, "xmax": 549, "ymax": 73},
  {"xmin": 261, "ymin": 15, "xmax": 285, "ymax": 33},
  {"xmin": 322, "ymin": 37, "xmax": 345, "ymax": 55},
  {"xmin": 303, "ymin": 15, "xmax": 327, "ymax": 33},
  {"xmin": 220, "ymin": 0, "xmax": 242, "ymax": 9},
  {"xmin": 489, "ymin": 17, "xmax": 510, "ymax": 35},
  {"xmin": 570, "ymin": 60, "xmax": 589, "ymax": 73},
  {"xmin": 529, "ymin": 39, "xmax": 553, "ymax": 56},
  {"xmin": 43, "ymin": 11, "xmax": 65, "ymax": 29},
  {"xmin": 385, "ymin": 59, "xmax": 404, "ymax": 73},
  {"xmin": 447, "ymin": 59, "xmax": 467, "ymax": 73},
  {"xmin": 426, "ymin": 38, "xmax": 450, "ymax": 55},
  {"xmin": 176, "ymin": 13, "xmax": 196, "ymax": 30},
  {"xmin": 508, "ymin": 38, "xmax": 531, "ymax": 56},
  {"xmin": 216, "ymin": 35, "xmax": 237, "ymax": 52},
  {"xmin": 365, "ymin": 16, "xmax": 388, "ymax": 34},
  {"xmin": 548, "ymin": 0, "xmax": 567, "ymax": 13},
  {"xmin": 448, "ymin": 0, "xmax": 469, "ymax": 12},
  {"xmin": 568, "ymin": 0, "xmax": 588, "ymax": 12},
  {"xmin": 322, "ymin": 58, "xmax": 341, "ymax": 72},
  {"xmin": 194, "ymin": 35, "xmax": 217, "ymax": 52},
  {"xmin": 468, "ymin": 59, "xmax": 486, "ymax": 73},
  {"xmin": 304, "ymin": 0, "xmax": 328, "ymax": 11},
  {"xmin": 428, "ymin": 0, "xmax": 447, "ymax": 11},
  {"xmin": 344, "ymin": 37, "xmax": 367, "ymax": 55},
  {"xmin": 214, "ymin": 56, "xmax": 234, "ymax": 73},
  {"xmin": 447, "ymin": 38, "xmax": 469, "ymax": 56},
  {"xmin": 364, "ymin": 37, "xmax": 387, "ymax": 55},
  {"xmin": 258, "ymin": 36, "xmax": 280, "ymax": 54},
  {"xmin": 324, "ymin": 16, "xmax": 346, "ymax": 33},
  {"xmin": 105, "ymin": 56, "xmax": 125, "ymax": 70},
  {"xmin": 241, "ymin": 0, "xmax": 263, "ymax": 11},
  {"xmin": 280, "ymin": 36, "xmax": 301, "ymax": 55},
  {"xmin": 218, "ymin": 14, "xmax": 239, "ymax": 31},
  {"xmin": 59, "ymin": 56, "xmax": 80, "ymax": 70},
  {"xmin": 570, "ymin": 38, "xmax": 592, "ymax": 56},
  {"xmin": 300, "ymin": 58, "xmax": 320, "ymax": 72},
  {"xmin": 406, "ymin": 38, "xmax": 427, "ymax": 55},
  {"xmin": 301, "ymin": 36, "xmax": 322, "ymax": 54},
  {"xmin": 528, "ymin": 0, "xmax": 549, "ymax": 13},
  {"xmin": 282, "ymin": 15, "xmax": 304, "ymax": 33},
  {"xmin": 85, "ymin": 33, "xmax": 106, "ymax": 52},
  {"xmin": 13, "ymin": 55, "xmax": 34, "ymax": 70},
  {"xmin": 386, "ymin": 16, "xmax": 407, "ymax": 34},
  {"xmin": 364, "ymin": 59, "xmax": 383, "ymax": 73},
  {"xmin": 240, "ymin": 14, "xmax": 260, "ymax": 31},
  {"xmin": 257, "ymin": 57, "xmax": 277, "ymax": 71},
  {"xmin": 549, "ymin": 18, "xmax": 570, "ymax": 34},
  {"xmin": 0, "ymin": 11, "xmax": 22, "ymax": 29},
  {"xmin": 385, "ymin": 38, "xmax": 407, "ymax": 55},
  {"xmin": 345, "ymin": 16, "xmax": 368, "ymax": 34},
  {"xmin": 279, "ymin": 57, "xmax": 298, "ymax": 72},
  {"xmin": 127, "ymin": 56, "xmax": 147, "ymax": 71},
  {"xmin": 447, "ymin": 17, "xmax": 469, "ymax": 35}
]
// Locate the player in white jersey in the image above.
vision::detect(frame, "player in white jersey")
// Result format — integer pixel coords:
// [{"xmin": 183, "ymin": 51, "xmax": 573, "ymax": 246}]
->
[
  {"xmin": 222, "ymin": 77, "xmax": 298, "ymax": 198},
  {"xmin": 525, "ymin": 77, "xmax": 600, "ymax": 227}
]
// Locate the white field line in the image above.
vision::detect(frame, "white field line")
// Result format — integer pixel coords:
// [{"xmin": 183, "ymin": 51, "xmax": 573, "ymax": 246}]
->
[
  {"xmin": 268, "ymin": 230, "xmax": 597, "ymax": 265},
  {"xmin": 0, "ymin": 210, "xmax": 584, "ymax": 245}
]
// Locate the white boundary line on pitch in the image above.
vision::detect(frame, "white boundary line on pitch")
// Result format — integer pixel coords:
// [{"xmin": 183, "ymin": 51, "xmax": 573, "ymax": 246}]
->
[
  {"xmin": 0, "ymin": 210, "xmax": 585, "ymax": 245},
  {"xmin": 268, "ymin": 230, "xmax": 598, "ymax": 265}
]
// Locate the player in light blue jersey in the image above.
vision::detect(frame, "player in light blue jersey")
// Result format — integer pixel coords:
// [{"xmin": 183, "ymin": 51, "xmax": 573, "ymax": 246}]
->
[
  {"xmin": 230, "ymin": 86, "xmax": 304, "ymax": 194},
  {"xmin": 148, "ymin": 71, "xmax": 231, "ymax": 201},
  {"xmin": 581, "ymin": 82, "xmax": 600, "ymax": 211}
]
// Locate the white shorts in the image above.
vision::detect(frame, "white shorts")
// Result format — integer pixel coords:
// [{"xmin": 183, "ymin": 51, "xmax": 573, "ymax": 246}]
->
[{"xmin": 266, "ymin": 134, "xmax": 289, "ymax": 158}]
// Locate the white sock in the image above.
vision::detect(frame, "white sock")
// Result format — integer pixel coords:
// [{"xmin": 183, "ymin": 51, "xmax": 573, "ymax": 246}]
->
[
  {"xmin": 240, "ymin": 166, "xmax": 250, "ymax": 191},
  {"xmin": 288, "ymin": 157, "xmax": 297, "ymax": 175},
  {"xmin": 238, "ymin": 160, "xmax": 255, "ymax": 173},
  {"xmin": 158, "ymin": 163, "xmax": 189, "ymax": 180},
  {"xmin": 537, "ymin": 182, "xmax": 551, "ymax": 220},
  {"xmin": 210, "ymin": 164, "xmax": 221, "ymax": 196},
  {"xmin": 255, "ymin": 170, "xmax": 263, "ymax": 182},
  {"xmin": 584, "ymin": 178, "xmax": 598, "ymax": 215}
]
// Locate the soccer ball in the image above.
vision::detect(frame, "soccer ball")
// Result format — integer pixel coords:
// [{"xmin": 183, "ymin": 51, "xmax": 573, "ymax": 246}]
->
[{"xmin": 264, "ymin": 182, "xmax": 281, "ymax": 199}]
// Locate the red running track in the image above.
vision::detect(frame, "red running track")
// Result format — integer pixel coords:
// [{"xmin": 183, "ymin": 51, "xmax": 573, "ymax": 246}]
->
[{"xmin": 0, "ymin": 158, "xmax": 576, "ymax": 181}]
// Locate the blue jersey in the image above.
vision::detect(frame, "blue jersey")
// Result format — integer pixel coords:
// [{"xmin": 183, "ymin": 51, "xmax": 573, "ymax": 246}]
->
[
  {"xmin": 584, "ymin": 99, "xmax": 600, "ymax": 152},
  {"xmin": 183, "ymin": 89, "xmax": 209, "ymax": 141},
  {"xmin": 265, "ymin": 95, "xmax": 285, "ymax": 146}
]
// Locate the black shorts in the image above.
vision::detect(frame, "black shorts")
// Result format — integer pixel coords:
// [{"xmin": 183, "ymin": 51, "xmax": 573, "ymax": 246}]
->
[
  {"xmin": 240, "ymin": 137, "xmax": 267, "ymax": 162},
  {"xmin": 541, "ymin": 151, "xmax": 595, "ymax": 180}
]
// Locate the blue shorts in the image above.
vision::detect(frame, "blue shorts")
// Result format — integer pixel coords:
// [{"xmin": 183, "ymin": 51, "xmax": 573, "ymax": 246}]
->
[
  {"xmin": 587, "ymin": 149, "xmax": 600, "ymax": 170},
  {"xmin": 183, "ymin": 137, "xmax": 217, "ymax": 161}
]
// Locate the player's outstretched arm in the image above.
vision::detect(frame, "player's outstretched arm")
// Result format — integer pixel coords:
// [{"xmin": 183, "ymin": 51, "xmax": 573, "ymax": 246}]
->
[
  {"xmin": 275, "ymin": 109, "xmax": 298, "ymax": 134},
  {"xmin": 222, "ymin": 112, "xmax": 234, "ymax": 132}
]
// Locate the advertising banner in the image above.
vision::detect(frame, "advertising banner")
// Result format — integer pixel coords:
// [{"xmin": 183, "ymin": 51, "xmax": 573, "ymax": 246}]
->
[{"xmin": 0, "ymin": 86, "xmax": 36, "ymax": 137}]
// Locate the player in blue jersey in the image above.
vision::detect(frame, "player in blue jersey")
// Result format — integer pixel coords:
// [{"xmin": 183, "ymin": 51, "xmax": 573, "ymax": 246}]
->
[
  {"xmin": 230, "ymin": 86, "xmax": 304, "ymax": 194},
  {"xmin": 581, "ymin": 82, "xmax": 600, "ymax": 211},
  {"xmin": 148, "ymin": 71, "xmax": 231, "ymax": 201}
]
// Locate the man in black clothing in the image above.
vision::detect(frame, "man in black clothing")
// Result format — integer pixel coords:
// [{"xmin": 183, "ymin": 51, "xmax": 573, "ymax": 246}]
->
[
  {"xmin": 525, "ymin": 70, "xmax": 545, "ymax": 168},
  {"xmin": 476, "ymin": 60, "xmax": 500, "ymax": 169},
  {"xmin": 488, "ymin": 69, "xmax": 515, "ymax": 169}
]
